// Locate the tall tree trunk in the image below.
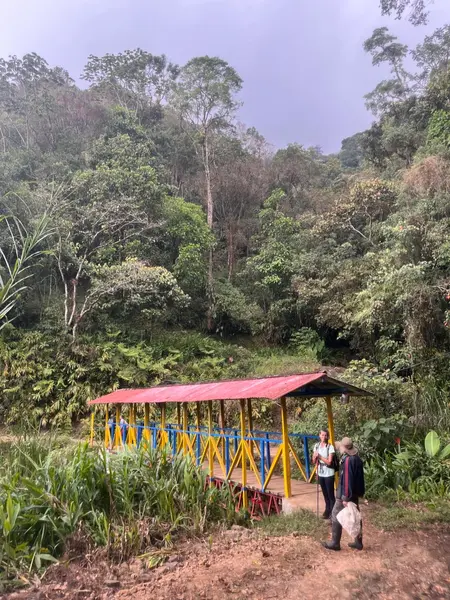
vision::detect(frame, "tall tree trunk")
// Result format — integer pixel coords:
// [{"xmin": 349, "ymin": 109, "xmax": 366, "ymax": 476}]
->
[
  {"xmin": 227, "ymin": 224, "xmax": 234, "ymax": 281},
  {"xmin": 203, "ymin": 137, "xmax": 214, "ymax": 331}
]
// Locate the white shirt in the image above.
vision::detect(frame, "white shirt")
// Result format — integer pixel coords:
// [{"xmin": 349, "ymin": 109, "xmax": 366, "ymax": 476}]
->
[{"xmin": 314, "ymin": 442, "xmax": 335, "ymax": 478}]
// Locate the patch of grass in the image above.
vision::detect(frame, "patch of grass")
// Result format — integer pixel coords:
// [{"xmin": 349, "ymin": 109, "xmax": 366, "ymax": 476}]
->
[
  {"xmin": 254, "ymin": 509, "xmax": 327, "ymax": 538},
  {"xmin": 370, "ymin": 500, "xmax": 450, "ymax": 531},
  {"xmin": 250, "ymin": 350, "xmax": 320, "ymax": 377}
]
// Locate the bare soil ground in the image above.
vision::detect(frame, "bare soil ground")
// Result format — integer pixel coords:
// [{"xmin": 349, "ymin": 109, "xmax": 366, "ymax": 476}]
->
[{"xmin": 2, "ymin": 514, "xmax": 450, "ymax": 600}]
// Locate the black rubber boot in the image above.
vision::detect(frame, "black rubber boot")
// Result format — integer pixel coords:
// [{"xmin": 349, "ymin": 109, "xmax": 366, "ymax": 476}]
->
[
  {"xmin": 348, "ymin": 536, "xmax": 363, "ymax": 550},
  {"xmin": 321, "ymin": 519, "xmax": 342, "ymax": 551},
  {"xmin": 348, "ymin": 523, "xmax": 363, "ymax": 550},
  {"xmin": 322, "ymin": 510, "xmax": 330, "ymax": 519}
]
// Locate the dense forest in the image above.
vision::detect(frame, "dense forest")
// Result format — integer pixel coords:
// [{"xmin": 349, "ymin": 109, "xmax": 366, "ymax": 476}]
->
[{"xmin": 1, "ymin": 3, "xmax": 450, "ymax": 433}]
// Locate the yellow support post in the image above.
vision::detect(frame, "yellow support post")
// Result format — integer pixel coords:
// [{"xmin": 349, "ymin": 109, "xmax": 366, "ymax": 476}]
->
[
  {"xmin": 239, "ymin": 398, "xmax": 248, "ymax": 509},
  {"xmin": 182, "ymin": 403, "xmax": 188, "ymax": 455},
  {"xmin": 131, "ymin": 404, "xmax": 137, "ymax": 446},
  {"xmin": 196, "ymin": 401, "xmax": 204, "ymax": 459},
  {"xmin": 219, "ymin": 399, "xmax": 226, "ymax": 461},
  {"xmin": 247, "ymin": 398, "xmax": 254, "ymax": 459},
  {"xmin": 104, "ymin": 406, "xmax": 111, "ymax": 449},
  {"xmin": 127, "ymin": 404, "xmax": 137, "ymax": 447},
  {"xmin": 143, "ymin": 404, "xmax": 150, "ymax": 443},
  {"xmin": 326, "ymin": 396, "xmax": 338, "ymax": 488},
  {"xmin": 114, "ymin": 404, "xmax": 122, "ymax": 448},
  {"xmin": 176, "ymin": 403, "xmax": 181, "ymax": 447},
  {"xmin": 207, "ymin": 400, "xmax": 214, "ymax": 478},
  {"xmin": 326, "ymin": 397, "xmax": 335, "ymax": 446},
  {"xmin": 127, "ymin": 405, "xmax": 132, "ymax": 447},
  {"xmin": 280, "ymin": 396, "xmax": 292, "ymax": 498},
  {"xmin": 160, "ymin": 402, "xmax": 167, "ymax": 447},
  {"xmin": 89, "ymin": 410, "xmax": 95, "ymax": 447}
]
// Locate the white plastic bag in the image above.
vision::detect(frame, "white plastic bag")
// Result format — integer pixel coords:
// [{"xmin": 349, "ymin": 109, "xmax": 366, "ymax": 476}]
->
[{"xmin": 336, "ymin": 501, "xmax": 361, "ymax": 538}]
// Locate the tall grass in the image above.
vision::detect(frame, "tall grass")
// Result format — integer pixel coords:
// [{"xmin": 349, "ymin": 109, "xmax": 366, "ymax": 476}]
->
[{"xmin": 0, "ymin": 437, "xmax": 236, "ymax": 588}]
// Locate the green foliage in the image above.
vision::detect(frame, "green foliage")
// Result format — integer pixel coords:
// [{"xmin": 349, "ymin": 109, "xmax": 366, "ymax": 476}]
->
[
  {"xmin": 87, "ymin": 260, "xmax": 190, "ymax": 327},
  {"xmin": 356, "ymin": 414, "xmax": 411, "ymax": 456},
  {"xmin": 0, "ymin": 215, "xmax": 52, "ymax": 329},
  {"xmin": 288, "ymin": 328, "xmax": 326, "ymax": 362},
  {"xmin": 172, "ymin": 56, "xmax": 242, "ymax": 133},
  {"xmin": 213, "ymin": 280, "xmax": 264, "ymax": 335},
  {"xmin": 427, "ymin": 109, "xmax": 450, "ymax": 147},
  {"xmin": 0, "ymin": 437, "xmax": 236, "ymax": 588},
  {"xmin": 0, "ymin": 329, "xmax": 253, "ymax": 427},
  {"xmin": 343, "ymin": 360, "xmax": 414, "ymax": 418},
  {"xmin": 379, "ymin": 0, "xmax": 432, "ymax": 26},
  {"xmin": 82, "ymin": 49, "xmax": 179, "ymax": 116},
  {"xmin": 1, "ymin": 32, "xmax": 450, "ymax": 464},
  {"xmin": 364, "ymin": 430, "xmax": 450, "ymax": 501}
]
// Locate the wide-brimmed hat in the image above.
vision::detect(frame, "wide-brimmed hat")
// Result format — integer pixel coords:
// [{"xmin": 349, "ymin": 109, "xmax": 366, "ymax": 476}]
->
[{"xmin": 336, "ymin": 436, "xmax": 358, "ymax": 456}]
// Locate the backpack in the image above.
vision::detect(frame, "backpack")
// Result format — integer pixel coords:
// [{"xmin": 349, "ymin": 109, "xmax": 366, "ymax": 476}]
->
[{"xmin": 331, "ymin": 449, "xmax": 340, "ymax": 472}]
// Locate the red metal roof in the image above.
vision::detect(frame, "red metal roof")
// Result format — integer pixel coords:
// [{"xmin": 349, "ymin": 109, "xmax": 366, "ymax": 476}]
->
[{"xmin": 88, "ymin": 371, "xmax": 371, "ymax": 405}]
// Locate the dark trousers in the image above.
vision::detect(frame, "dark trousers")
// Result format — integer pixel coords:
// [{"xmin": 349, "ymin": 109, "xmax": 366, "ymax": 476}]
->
[{"xmin": 319, "ymin": 475, "xmax": 336, "ymax": 516}]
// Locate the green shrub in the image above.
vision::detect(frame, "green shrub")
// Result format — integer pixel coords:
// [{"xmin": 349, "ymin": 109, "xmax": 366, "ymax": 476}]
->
[
  {"xmin": 354, "ymin": 414, "xmax": 412, "ymax": 457},
  {"xmin": 0, "ymin": 437, "xmax": 236, "ymax": 588},
  {"xmin": 363, "ymin": 430, "xmax": 450, "ymax": 501}
]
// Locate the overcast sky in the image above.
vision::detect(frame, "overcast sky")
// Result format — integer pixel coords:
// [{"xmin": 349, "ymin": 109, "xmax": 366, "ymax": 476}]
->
[{"xmin": 0, "ymin": 0, "xmax": 449, "ymax": 153}]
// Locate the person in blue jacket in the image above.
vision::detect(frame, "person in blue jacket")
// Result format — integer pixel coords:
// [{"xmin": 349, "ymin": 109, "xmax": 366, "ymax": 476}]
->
[{"xmin": 322, "ymin": 436, "xmax": 365, "ymax": 551}]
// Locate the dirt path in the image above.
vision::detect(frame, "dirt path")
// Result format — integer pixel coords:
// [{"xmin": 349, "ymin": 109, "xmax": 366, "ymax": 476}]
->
[{"xmin": 3, "ymin": 516, "xmax": 450, "ymax": 600}]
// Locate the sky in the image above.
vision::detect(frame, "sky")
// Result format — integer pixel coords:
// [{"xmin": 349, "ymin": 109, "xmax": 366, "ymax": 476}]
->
[{"xmin": 0, "ymin": 0, "xmax": 449, "ymax": 153}]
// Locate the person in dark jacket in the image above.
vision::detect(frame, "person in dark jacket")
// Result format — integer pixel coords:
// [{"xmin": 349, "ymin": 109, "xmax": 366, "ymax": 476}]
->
[{"xmin": 322, "ymin": 436, "xmax": 365, "ymax": 551}]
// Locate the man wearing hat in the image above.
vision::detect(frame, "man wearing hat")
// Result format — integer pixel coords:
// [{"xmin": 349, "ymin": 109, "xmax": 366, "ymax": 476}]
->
[{"xmin": 322, "ymin": 436, "xmax": 365, "ymax": 551}]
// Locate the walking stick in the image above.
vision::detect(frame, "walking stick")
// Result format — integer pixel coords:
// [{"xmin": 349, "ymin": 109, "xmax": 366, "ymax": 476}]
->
[
  {"xmin": 314, "ymin": 449, "xmax": 320, "ymax": 520},
  {"xmin": 316, "ymin": 467, "xmax": 320, "ymax": 519}
]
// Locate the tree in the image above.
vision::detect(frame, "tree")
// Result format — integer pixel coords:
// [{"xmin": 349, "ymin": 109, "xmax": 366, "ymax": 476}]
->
[
  {"xmin": 0, "ymin": 53, "xmax": 71, "ymax": 154},
  {"xmin": 171, "ymin": 56, "xmax": 242, "ymax": 329},
  {"xmin": 379, "ymin": 0, "xmax": 433, "ymax": 26},
  {"xmin": 82, "ymin": 49, "xmax": 179, "ymax": 119},
  {"xmin": 212, "ymin": 135, "xmax": 268, "ymax": 280},
  {"xmin": 68, "ymin": 259, "xmax": 189, "ymax": 339},
  {"xmin": 412, "ymin": 25, "xmax": 450, "ymax": 89},
  {"xmin": 364, "ymin": 28, "xmax": 411, "ymax": 115},
  {"xmin": 54, "ymin": 115, "xmax": 166, "ymax": 338},
  {"xmin": 340, "ymin": 133, "xmax": 365, "ymax": 169}
]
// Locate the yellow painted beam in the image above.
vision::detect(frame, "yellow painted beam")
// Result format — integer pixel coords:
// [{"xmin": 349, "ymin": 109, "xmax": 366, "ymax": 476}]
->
[
  {"xmin": 160, "ymin": 403, "xmax": 168, "ymax": 447},
  {"xmin": 243, "ymin": 441, "xmax": 262, "ymax": 488},
  {"xmin": 280, "ymin": 396, "xmax": 292, "ymax": 498},
  {"xmin": 104, "ymin": 406, "xmax": 111, "ymax": 449},
  {"xmin": 219, "ymin": 399, "xmax": 226, "ymax": 461},
  {"xmin": 288, "ymin": 438, "xmax": 307, "ymax": 481},
  {"xmin": 326, "ymin": 397, "xmax": 335, "ymax": 445},
  {"xmin": 263, "ymin": 444, "xmax": 282, "ymax": 489},
  {"xmin": 326, "ymin": 396, "xmax": 339, "ymax": 488},
  {"xmin": 239, "ymin": 398, "xmax": 248, "ymax": 509},
  {"xmin": 247, "ymin": 398, "xmax": 254, "ymax": 459},
  {"xmin": 308, "ymin": 463, "xmax": 318, "ymax": 483},
  {"xmin": 182, "ymin": 403, "xmax": 188, "ymax": 455},
  {"xmin": 207, "ymin": 400, "xmax": 214, "ymax": 478},
  {"xmin": 127, "ymin": 404, "xmax": 138, "ymax": 447},
  {"xmin": 143, "ymin": 403, "xmax": 150, "ymax": 443},
  {"xmin": 210, "ymin": 436, "xmax": 227, "ymax": 476},
  {"xmin": 114, "ymin": 404, "xmax": 122, "ymax": 448},
  {"xmin": 89, "ymin": 410, "xmax": 95, "ymax": 447}
]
